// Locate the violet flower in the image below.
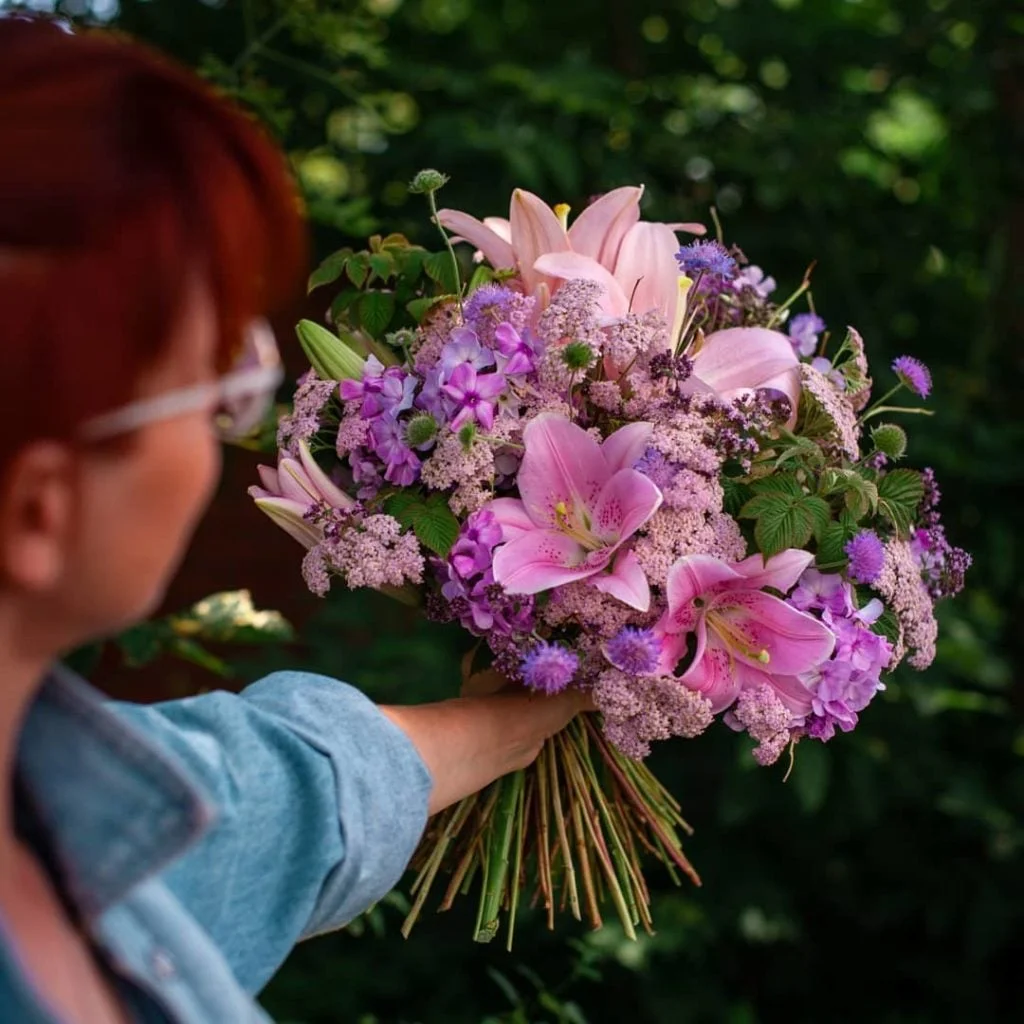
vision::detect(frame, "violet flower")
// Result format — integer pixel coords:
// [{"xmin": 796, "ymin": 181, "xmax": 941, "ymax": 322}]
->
[{"xmin": 442, "ymin": 363, "xmax": 507, "ymax": 430}]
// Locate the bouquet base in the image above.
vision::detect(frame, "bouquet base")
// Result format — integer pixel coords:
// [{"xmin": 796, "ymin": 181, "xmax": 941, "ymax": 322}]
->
[{"xmin": 402, "ymin": 715, "xmax": 698, "ymax": 948}]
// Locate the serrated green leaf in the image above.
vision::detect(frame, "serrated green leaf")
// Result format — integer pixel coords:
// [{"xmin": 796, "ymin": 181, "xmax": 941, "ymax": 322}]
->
[
  {"xmin": 803, "ymin": 495, "xmax": 833, "ymax": 540},
  {"xmin": 368, "ymin": 251, "xmax": 396, "ymax": 282},
  {"xmin": 399, "ymin": 248, "xmax": 428, "ymax": 279},
  {"xmin": 816, "ymin": 520, "xmax": 851, "ymax": 568},
  {"xmin": 423, "ymin": 250, "xmax": 460, "ymax": 293},
  {"xmin": 308, "ymin": 249, "xmax": 352, "ymax": 293},
  {"xmin": 407, "ymin": 295, "xmax": 444, "ymax": 323},
  {"xmin": 383, "ymin": 491, "xmax": 425, "ymax": 530},
  {"xmin": 722, "ymin": 476, "xmax": 752, "ymax": 518},
  {"xmin": 878, "ymin": 496, "xmax": 917, "ymax": 537},
  {"xmin": 873, "ymin": 607, "xmax": 901, "ymax": 649},
  {"xmin": 750, "ymin": 473, "xmax": 804, "ymax": 496},
  {"xmin": 878, "ymin": 468, "xmax": 924, "ymax": 507},
  {"xmin": 842, "ymin": 475, "xmax": 878, "ymax": 520},
  {"xmin": 753, "ymin": 500, "xmax": 814, "ymax": 558},
  {"xmin": 412, "ymin": 499, "xmax": 460, "ymax": 557},
  {"xmin": 358, "ymin": 290, "xmax": 396, "ymax": 337},
  {"xmin": 346, "ymin": 252, "xmax": 370, "ymax": 289}
]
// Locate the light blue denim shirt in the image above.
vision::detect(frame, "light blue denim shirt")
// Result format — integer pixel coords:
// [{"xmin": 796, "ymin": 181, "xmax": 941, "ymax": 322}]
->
[{"xmin": 0, "ymin": 666, "xmax": 432, "ymax": 1022}]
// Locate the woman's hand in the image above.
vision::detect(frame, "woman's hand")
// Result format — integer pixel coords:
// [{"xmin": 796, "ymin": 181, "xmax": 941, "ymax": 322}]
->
[{"xmin": 380, "ymin": 686, "xmax": 592, "ymax": 815}]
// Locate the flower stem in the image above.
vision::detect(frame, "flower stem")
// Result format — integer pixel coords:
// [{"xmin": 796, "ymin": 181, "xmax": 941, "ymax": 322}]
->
[
  {"xmin": 475, "ymin": 770, "xmax": 524, "ymax": 943},
  {"xmin": 427, "ymin": 189, "xmax": 464, "ymax": 318}
]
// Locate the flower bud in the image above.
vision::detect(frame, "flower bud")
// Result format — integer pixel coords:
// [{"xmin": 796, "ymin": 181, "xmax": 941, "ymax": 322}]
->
[
  {"xmin": 561, "ymin": 341, "xmax": 596, "ymax": 370},
  {"xmin": 870, "ymin": 422, "xmax": 908, "ymax": 460},
  {"xmin": 405, "ymin": 413, "xmax": 439, "ymax": 449},
  {"xmin": 295, "ymin": 320, "xmax": 365, "ymax": 381},
  {"xmin": 408, "ymin": 168, "xmax": 450, "ymax": 195}
]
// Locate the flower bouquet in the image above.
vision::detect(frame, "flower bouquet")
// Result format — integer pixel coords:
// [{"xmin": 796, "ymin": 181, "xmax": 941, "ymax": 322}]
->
[{"xmin": 249, "ymin": 172, "xmax": 969, "ymax": 946}]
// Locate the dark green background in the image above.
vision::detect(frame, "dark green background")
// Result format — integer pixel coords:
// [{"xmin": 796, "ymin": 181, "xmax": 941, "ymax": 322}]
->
[{"xmin": 20, "ymin": 0, "xmax": 1024, "ymax": 1020}]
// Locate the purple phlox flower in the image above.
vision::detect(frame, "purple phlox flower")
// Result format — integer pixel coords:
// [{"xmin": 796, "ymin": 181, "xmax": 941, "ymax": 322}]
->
[
  {"xmin": 892, "ymin": 355, "xmax": 932, "ymax": 398},
  {"xmin": 675, "ymin": 240, "xmax": 737, "ymax": 280},
  {"xmin": 789, "ymin": 569, "xmax": 854, "ymax": 617},
  {"xmin": 360, "ymin": 367, "xmax": 417, "ymax": 419},
  {"xmin": 521, "ymin": 642, "xmax": 579, "ymax": 694},
  {"xmin": 349, "ymin": 450, "xmax": 383, "ymax": 500},
  {"xmin": 443, "ymin": 363, "xmax": 507, "ymax": 430},
  {"xmin": 368, "ymin": 417, "xmax": 421, "ymax": 486},
  {"xmin": 448, "ymin": 509, "xmax": 502, "ymax": 578},
  {"xmin": 440, "ymin": 327, "xmax": 495, "ymax": 379},
  {"xmin": 493, "ymin": 321, "xmax": 539, "ymax": 376},
  {"xmin": 810, "ymin": 356, "xmax": 846, "ymax": 390},
  {"xmin": 734, "ymin": 265, "xmax": 777, "ymax": 298},
  {"xmin": 415, "ymin": 366, "xmax": 448, "ymax": 421},
  {"xmin": 339, "ymin": 355, "xmax": 386, "ymax": 403},
  {"xmin": 845, "ymin": 530, "xmax": 886, "ymax": 584},
  {"xmin": 603, "ymin": 627, "xmax": 662, "ymax": 676},
  {"xmin": 788, "ymin": 312, "xmax": 826, "ymax": 359}
]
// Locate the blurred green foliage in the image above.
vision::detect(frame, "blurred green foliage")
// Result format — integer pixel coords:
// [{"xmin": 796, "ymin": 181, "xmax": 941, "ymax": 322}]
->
[{"xmin": 19, "ymin": 0, "xmax": 1024, "ymax": 1019}]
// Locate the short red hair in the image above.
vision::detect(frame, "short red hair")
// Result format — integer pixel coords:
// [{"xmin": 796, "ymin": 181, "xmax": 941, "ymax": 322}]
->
[{"xmin": 0, "ymin": 18, "xmax": 307, "ymax": 470}]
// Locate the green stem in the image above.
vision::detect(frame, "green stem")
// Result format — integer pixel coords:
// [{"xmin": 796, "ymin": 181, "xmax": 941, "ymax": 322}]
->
[
  {"xmin": 547, "ymin": 742, "xmax": 581, "ymax": 921},
  {"xmin": 427, "ymin": 190, "xmax": 464, "ymax": 318},
  {"xmin": 505, "ymin": 774, "xmax": 530, "ymax": 951},
  {"xmin": 475, "ymin": 771, "xmax": 524, "ymax": 943},
  {"xmin": 860, "ymin": 405, "xmax": 935, "ymax": 423}
]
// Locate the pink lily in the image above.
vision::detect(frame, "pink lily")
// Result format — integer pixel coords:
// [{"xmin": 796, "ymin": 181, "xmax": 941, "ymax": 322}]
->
[
  {"xmin": 487, "ymin": 413, "xmax": 662, "ymax": 611},
  {"xmin": 249, "ymin": 440, "xmax": 356, "ymax": 549},
  {"xmin": 654, "ymin": 550, "xmax": 835, "ymax": 713},
  {"xmin": 437, "ymin": 185, "xmax": 703, "ymax": 318}
]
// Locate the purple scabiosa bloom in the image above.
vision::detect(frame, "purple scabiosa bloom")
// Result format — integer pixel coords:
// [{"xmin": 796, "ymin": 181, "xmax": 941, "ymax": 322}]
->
[
  {"xmin": 603, "ymin": 627, "xmax": 662, "ymax": 676},
  {"xmin": 891, "ymin": 355, "xmax": 932, "ymax": 398},
  {"xmin": 442, "ymin": 364, "xmax": 506, "ymax": 430},
  {"xmin": 845, "ymin": 530, "xmax": 886, "ymax": 584},
  {"xmin": 788, "ymin": 312, "xmax": 826, "ymax": 359},
  {"xmin": 675, "ymin": 240, "xmax": 737, "ymax": 280},
  {"xmin": 521, "ymin": 642, "xmax": 579, "ymax": 694}
]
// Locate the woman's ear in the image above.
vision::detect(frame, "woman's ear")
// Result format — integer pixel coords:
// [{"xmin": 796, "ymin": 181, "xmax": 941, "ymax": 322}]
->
[{"xmin": 0, "ymin": 443, "xmax": 76, "ymax": 592}]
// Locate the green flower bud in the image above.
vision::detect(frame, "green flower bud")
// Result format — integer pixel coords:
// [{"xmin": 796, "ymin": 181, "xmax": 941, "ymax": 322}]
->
[
  {"xmin": 870, "ymin": 422, "xmax": 908, "ymax": 460},
  {"xmin": 458, "ymin": 422, "xmax": 478, "ymax": 451},
  {"xmin": 408, "ymin": 168, "xmax": 450, "ymax": 195},
  {"xmin": 561, "ymin": 341, "xmax": 596, "ymax": 370},
  {"xmin": 405, "ymin": 413, "xmax": 439, "ymax": 448},
  {"xmin": 385, "ymin": 327, "xmax": 417, "ymax": 350},
  {"xmin": 295, "ymin": 319, "xmax": 365, "ymax": 381}
]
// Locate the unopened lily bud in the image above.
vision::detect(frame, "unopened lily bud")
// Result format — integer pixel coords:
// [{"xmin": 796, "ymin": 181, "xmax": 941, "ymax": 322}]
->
[{"xmin": 295, "ymin": 319, "xmax": 365, "ymax": 381}]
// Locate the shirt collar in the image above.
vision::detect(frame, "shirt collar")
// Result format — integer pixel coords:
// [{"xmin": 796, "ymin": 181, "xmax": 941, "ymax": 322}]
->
[{"xmin": 16, "ymin": 665, "xmax": 214, "ymax": 919}]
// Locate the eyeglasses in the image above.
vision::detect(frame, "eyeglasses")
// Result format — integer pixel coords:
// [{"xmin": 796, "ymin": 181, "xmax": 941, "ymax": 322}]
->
[{"xmin": 79, "ymin": 319, "xmax": 285, "ymax": 443}]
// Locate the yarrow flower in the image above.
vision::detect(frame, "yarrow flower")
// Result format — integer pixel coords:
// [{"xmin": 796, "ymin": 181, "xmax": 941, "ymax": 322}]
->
[
  {"xmin": 675, "ymin": 240, "xmax": 736, "ymax": 280},
  {"xmin": 845, "ymin": 530, "xmax": 886, "ymax": 584},
  {"xmin": 603, "ymin": 627, "xmax": 662, "ymax": 676},
  {"xmin": 891, "ymin": 355, "xmax": 932, "ymax": 399},
  {"xmin": 521, "ymin": 642, "xmax": 579, "ymax": 694}
]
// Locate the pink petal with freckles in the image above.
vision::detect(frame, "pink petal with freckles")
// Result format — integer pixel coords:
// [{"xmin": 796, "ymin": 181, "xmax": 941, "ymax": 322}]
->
[
  {"xmin": 663, "ymin": 555, "xmax": 744, "ymax": 631},
  {"xmin": 691, "ymin": 327, "xmax": 801, "ymax": 415},
  {"xmin": 510, "ymin": 189, "xmax": 571, "ymax": 294},
  {"xmin": 761, "ymin": 673, "xmax": 815, "ymax": 717},
  {"xmin": 681, "ymin": 624, "xmax": 742, "ymax": 712},
  {"xmin": 591, "ymin": 548, "xmax": 651, "ymax": 611},
  {"xmin": 654, "ymin": 629, "xmax": 690, "ymax": 676},
  {"xmin": 601, "ymin": 420, "xmax": 653, "ymax": 474},
  {"xmin": 435, "ymin": 209, "xmax": 515, "ymax": 270},
  {"xmin": 567, "ymin": 185, "xmax": 643, "ymax": 268},
  {"xmin": 487, "ymin": 497, "xmax": 536, "ymax": 541},
  {"xmin": 516, "ymin": 413, "xmax": 608, "ymax": 528},
  {"xmin": 614, "ymin": 221, "xmax": 682, "ymax": 324},
  {"xmin": 532, "ymin": 251, "xmax": 630, "ymax": 317},
  {"xmin": 712, "ymin": 591, "xmax": 835, "ymax": 675},
  {"xmin": 732, "ymin": 549, "xmax": 815, "ymax": 594},
  {"xmin": 492, "ymin": 528, "xmax": 600, "ymax": 594},
  {"xmin": 590, "ymin": 468, "xmax": 663, "ymax": 542}
]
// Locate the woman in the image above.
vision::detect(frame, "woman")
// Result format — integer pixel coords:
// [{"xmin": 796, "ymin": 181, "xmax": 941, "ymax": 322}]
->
[{"xmin": 0, "ymin": 19, "xmax": 584, "ymax": 1023}]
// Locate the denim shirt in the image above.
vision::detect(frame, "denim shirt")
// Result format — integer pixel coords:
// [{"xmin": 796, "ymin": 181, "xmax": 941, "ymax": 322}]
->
[{"xmin": 0, "ymin": 666, "xmax": 432, "ymax": 1022}]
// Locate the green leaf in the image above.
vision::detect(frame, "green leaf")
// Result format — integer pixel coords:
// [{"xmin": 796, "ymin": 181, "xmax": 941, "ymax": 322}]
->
[
  {"xmin": 346, "ymin": 252, "xmax": 370, "ymax": 289},
  {"xmin": 803, "ymin": 495, "xmax": 833, "ymax": 540},
  {"xmin": 467, "ymin": 264, "xmax": 497, "ymax": 292},
  {"xmin": 368, "ymin": 251, "xmax": 396, "ymax": 282},
  {"xmin": 116, "ymin": 622, "xmax": 166, "ymax": 667},
  {"xmin": 878, "ymin": 468, "xmax": 925, "ymax": 506},
  {"xmin": 412, "ymin": 496, "xmax": 460, "ymax": 557},
  {"xmin": 423, "ymin": 250, "xmax": 460, "ymax": 294},
  {"xmin": 308, "ymin": 249, "xmax": 352, "ymax": 293},
  {"xmin": 358, "ymin": 290, "xmax": 396, "ymax": 337},
  {"xmin": 842, "ymin": 475, "xmax": 878, "ymax": 520},
  {"xmin": 406, "ymin": 295, "xmax": 445, "ymax": 323},
  {"xmin": 722, "ymin": 475, "xmax": 752, "ymax": 518},
  {"xmin": 816, "ymin": 520, "xmax": 852, "ymax": 568},
  {"xmin": 750, "ymin": 473, "xmax": 804, "ymax": 496},
  {"xmin": 383, "ymin": 490, "xmax": 425, "ymax": 530},
  {"xmin": 741, "ymin": 492, "xmax": 815, "ymax": 558},
  {"xmin": 873, "ymin": 606, "xmax": 901, "ymax": 649}
]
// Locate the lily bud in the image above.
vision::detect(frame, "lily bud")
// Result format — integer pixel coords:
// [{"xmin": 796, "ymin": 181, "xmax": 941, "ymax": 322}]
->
[{"xmin": 295, "ymin": 319, "xmax": 365, "ymax": 381}]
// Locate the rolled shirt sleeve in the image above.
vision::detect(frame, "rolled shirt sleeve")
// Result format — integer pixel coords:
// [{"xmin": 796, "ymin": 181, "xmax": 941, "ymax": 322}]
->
[{"xmin": 112, "ymin": 671, "xmax": 432, "ymax": 993}]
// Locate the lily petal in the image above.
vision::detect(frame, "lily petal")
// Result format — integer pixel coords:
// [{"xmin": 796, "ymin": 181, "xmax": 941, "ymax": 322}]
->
[
  {"xmin": 591, "ymin": 548, "xmax": 651, "ymax": 611},
  {"xmin": 516, "ymin": 413, "xmax": 608, "ymax": 527},
  {"xmin": 492, "ymin": 528, "xmax": 597, "ymax": 594},
  {"xmin": 681, "ymin": 626, "xmax": 742, "ymax": 713},
  {"xmin": 567, "ymin": 185, "xmax": 643, "ymax": 268},
  {"xmin": 759, "ymin": 672, "xmax": 815, "ymax": 717},
  {"xmin": 482, "ymin": 216, "xmax": 512, "ymax": 243},
  {"xmin": 251, "ymin": 495, "xmax": 322, "ymax": 550},
  {"xmin": 532, "ymin": 251, "xmax": 631, "ymax": 318},
  {"xmin": 256, "ymin": 465, "xmax": 280, "ymax": 492},
  {"xmin": 591, "ymin": 468, "xmax": 663, "ymax": 542},
  {"xmin": 600, "ymin": 421, "xmax": 653, "ymax": 474},
  {"xmin": 510, "ymin": 189, "xmax": 571, "ymax": 294},
  {"xmin": 691, "ymin": 327, "xmax": 800, "ymax": 413},
  {"xmin": 436, "ymin": 209, "xmax": 515, "ymax": 270},
  {"xmin": 732, "ymin": 549, "xmax": 815, "ymax": 595},
  {"xmin": 663, "ymin": 555, "xmax": 744, "ymax": 632},
  {"xmin": 488, "ymin": 497, "xmax": 537, "ymax": 541},
  {"xmin": 277, "ymin": 458, "xmax": 317, "ymax": 504},
  {"xmin": 298, "ymin": 440, "xmax": 356, "ymax": 509},
  {"xmin": 614, "ymin": 221, "xmax": 682, "ymax": 325}
]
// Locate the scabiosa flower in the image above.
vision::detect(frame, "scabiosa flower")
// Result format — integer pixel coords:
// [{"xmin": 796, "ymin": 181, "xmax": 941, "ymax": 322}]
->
[
  {"xmin": 891, "ymin": 355, "xmax": 932, "ymax": 398},
  {"xmin": 788, "ymin": 312, "xmax": 826, "ymax": 359},
  {"xmin": 603, "ymin": 627, "xmax": 662, "ymax": 676},
  {"xmin": 675, "ymin": 240, "xmax": 736, "ymax": 280},
  {"xmin": 845, "ymin": 530, "xmax": 886, "ymax": 584},
  {"xmin": 520, "ymin": 642, "xmax": 579, "ymax": 694}
]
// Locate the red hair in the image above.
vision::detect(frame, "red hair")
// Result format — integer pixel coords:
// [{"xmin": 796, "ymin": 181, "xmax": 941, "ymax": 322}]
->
[{"xmin": 0, "ymin": 18, "xmax": 307, "ymax": 470}]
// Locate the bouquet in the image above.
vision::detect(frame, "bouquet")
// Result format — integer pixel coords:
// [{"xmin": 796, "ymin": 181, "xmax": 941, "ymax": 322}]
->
[{"xmin": 250, "ymin": 172, "xmax": 969, "ymax": 946}]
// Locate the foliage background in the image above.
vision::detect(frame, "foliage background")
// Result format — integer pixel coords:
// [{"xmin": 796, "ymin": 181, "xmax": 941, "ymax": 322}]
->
[{"xmin": 10, "ymin": 0, "xmax": 1024, "ymax": 1020}]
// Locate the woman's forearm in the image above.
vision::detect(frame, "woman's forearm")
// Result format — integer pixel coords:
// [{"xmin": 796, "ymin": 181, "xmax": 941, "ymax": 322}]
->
[{"xmin": 380, "ymin": 691, "xmax": 587, "ymax": 815}]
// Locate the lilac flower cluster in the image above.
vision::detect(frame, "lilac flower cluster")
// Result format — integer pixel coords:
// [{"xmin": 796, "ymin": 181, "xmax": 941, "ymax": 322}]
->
[
  {"xmin": 910, "ymin": 468, "xmax": 971, "ymax": 599},
  {"xmin": 788, "ymin": 570, "xmax": 892, "ymax": 742}
]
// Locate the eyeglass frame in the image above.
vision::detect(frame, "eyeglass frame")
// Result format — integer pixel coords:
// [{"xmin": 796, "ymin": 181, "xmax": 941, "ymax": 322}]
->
[{"xmin": 78, "ymin": 318, "xmax": 285, "ymax": 443}]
